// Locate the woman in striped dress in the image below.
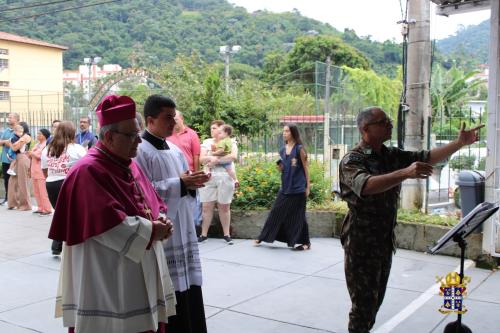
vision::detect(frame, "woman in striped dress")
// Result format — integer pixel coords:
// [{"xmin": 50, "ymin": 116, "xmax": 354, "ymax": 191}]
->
[{"xmin": 255, "ymin": 123, "xmax": 311, "ymax": 250}]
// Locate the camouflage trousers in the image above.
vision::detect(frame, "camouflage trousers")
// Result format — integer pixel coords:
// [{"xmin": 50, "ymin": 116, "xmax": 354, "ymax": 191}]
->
[{"xmin": 344, "ymin": 248, "xmax": 393, "ymax": 333}]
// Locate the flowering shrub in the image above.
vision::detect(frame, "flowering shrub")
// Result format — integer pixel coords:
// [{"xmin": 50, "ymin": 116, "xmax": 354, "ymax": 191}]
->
[{"xmin": 232, "ymin": 158, "xmax": 331, "ymax": 210}]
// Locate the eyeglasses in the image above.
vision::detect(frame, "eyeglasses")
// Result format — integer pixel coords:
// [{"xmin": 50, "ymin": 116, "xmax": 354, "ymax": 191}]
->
[
  {"xmin": 113, "ymin": 130, "xmax": 141, "ymax": 141},
  {"xmin": 366, "ymin": 118, "xmax": 393, "ymax": 127}
]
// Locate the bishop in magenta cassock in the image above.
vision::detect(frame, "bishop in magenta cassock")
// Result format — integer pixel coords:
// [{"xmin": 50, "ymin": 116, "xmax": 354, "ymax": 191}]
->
[{"xmin": 48, "ymin": 95, "xmax": 177, "ymax": 333}]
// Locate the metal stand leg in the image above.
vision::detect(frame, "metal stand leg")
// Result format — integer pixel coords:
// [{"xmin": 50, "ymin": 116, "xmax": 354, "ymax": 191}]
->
[{"xmin": 443, "ymin": 235, "xmax": 472, "ymax": 333}]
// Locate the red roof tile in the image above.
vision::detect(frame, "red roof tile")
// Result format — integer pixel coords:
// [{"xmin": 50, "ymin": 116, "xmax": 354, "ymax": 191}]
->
[
  {"xmin": 280, "ymin": 115, "xmax": 325, "ymax": 123},
  {"xmin": 0, "ymin": 31, "xmax": 67, "ymax": 50}
]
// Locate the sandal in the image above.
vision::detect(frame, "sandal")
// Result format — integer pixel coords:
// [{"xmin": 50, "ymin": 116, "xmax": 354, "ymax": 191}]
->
[{"xmin": 294, "ymin": 244, "xmax": 311, "ymax": 251}]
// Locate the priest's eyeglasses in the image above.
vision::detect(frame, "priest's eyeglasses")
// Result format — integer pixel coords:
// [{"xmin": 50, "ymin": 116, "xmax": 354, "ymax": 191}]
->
[
  {"xmin": 366, "ymin": 117, "xmax": 393, "ymax": 127},
  {"xmin": 113, "ymin": 130, "xmax": 141, "ymax": 141}
]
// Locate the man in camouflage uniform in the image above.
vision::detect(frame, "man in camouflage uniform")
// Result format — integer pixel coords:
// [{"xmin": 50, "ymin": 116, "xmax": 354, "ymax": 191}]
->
[{"xmin": 339, "ymin": 107, "xmax": 483, "ymax": 333}]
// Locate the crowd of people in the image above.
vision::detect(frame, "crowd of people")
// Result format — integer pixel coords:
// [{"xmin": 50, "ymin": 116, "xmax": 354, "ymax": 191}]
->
[{"xmin": 0, "ymin": 97, "xmax": 483, "ymax": 333}]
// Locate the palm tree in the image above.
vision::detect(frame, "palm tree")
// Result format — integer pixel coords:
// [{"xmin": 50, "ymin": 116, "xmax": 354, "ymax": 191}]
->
[{"xmin": 431, "ymin": 65, "xmax": 483, "ymax": 121}]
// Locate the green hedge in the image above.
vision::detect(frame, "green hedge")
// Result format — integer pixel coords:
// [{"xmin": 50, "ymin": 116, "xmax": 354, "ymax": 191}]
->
[{"xmin": 232, "ymin": 159, "xmax": 331, "ymax": 210}]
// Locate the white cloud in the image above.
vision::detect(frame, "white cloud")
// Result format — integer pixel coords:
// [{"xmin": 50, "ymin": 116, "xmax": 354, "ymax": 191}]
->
[{"xmin": 229, "ymin": 0, "xmax": 491, "ymax": 42}]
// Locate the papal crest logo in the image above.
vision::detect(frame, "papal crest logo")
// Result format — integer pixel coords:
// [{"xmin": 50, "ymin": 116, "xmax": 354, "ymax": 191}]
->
[{"xmin": 436, "ymin": 272, "xmax": 471, "ymax": 314}]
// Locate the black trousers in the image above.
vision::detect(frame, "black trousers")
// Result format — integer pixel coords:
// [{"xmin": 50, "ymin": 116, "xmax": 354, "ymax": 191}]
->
[
  {"xmin": 46, "ymin": 179, "xmax": 64, "ymax": 253},
  {"xmin": 2, "ymin": 162, "xmax": 10, "ymax": 200}
]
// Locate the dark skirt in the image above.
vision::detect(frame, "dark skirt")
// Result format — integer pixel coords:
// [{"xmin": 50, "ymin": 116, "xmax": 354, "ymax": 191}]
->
[
  {"xmin": 166, "ymin": 285, "xmax": 207, "ymax": 333},
  {"xmin": 257, "ymin": 191, "xmax": 310, "ymax": 247}
]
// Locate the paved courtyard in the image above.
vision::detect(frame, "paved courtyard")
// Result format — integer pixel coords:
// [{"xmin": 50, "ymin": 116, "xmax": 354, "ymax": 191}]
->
[{"xmin": 0, "ymin": 206, "xmax": 499, "ymax": 333}]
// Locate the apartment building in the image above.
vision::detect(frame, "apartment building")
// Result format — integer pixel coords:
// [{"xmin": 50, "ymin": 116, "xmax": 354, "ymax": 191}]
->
[{"xmin": 0, "ymin": 31, "xmax": 67, "ymax": 123}]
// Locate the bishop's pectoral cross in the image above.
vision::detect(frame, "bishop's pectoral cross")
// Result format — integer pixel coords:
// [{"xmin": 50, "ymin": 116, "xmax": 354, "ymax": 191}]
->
[{"xmin": 143, "ymin": 207, "xmax": 152, "ymax": 219}]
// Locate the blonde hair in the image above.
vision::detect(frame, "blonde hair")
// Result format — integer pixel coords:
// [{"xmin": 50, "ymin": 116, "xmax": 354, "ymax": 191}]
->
[{"xmin": 13, "ymin": 124, "xmax": 24, "ymax": 134}]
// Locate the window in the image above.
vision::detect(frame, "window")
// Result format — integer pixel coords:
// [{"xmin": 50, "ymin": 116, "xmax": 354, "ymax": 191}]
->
[
  {"xmin": 0, "ymin": 59, "xmax": 7, "ymax": 68},
  {"xmin": 0, "ymin": 81, "xmax": 8, "ymax": 87},
  {"xmin": 0, "ymin": 49, "xmax": 7, "ymax": 55},
  {"xmin": 0, "ymin": 91, "xmax": 9, "ymax": 100}
]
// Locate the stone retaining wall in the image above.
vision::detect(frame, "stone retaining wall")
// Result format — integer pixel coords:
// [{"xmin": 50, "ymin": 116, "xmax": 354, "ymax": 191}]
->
[{"xmin": 204, "ymin": 210, "xmax": 483, "ymax": 260}]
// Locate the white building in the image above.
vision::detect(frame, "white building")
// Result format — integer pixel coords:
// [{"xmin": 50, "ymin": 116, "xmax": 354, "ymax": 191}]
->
[{"xmin": 63, "ymin": 64, "xmax": 122, "ymax": 96}]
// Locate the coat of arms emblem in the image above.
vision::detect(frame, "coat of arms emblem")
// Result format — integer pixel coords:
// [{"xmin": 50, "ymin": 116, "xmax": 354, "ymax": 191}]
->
[{"xmin": 437, "ymin": 271, "xmax": 471, "ymax": 314}]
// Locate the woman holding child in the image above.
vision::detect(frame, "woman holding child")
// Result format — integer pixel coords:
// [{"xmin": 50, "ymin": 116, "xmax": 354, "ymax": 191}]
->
[
  {"xmin": 198, "ymin": 120, "xmax": 238, "ymax": 245},
  {"xmin": 254, "ymin": 123, "xmax": 311, "ymax": 251},
  {"xmin": 7, "ymin": 122, "xmax": 32, "ymax": 211}
]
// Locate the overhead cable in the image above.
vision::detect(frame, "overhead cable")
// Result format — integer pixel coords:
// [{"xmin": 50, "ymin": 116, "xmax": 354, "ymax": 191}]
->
[
  {"xmin": 0, "ymin": 0, "xmax": 123, "ymax": 22},
  {"xmin": 0, "ymin": 0, "xmax": 76, "ymax": 13}
]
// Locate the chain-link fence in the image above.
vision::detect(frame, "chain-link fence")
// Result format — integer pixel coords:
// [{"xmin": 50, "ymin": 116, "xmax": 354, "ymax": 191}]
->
[
  {"xmin": 238, "ymin": 62, "xmax": 368, "ymax": 192},
  {"xmin": 0, "ymin": 69, "xmax": 486, "ymax": 212},
  {"xmin": 238, "ymin": 61, "xmax": 485, "ymax": 210}
]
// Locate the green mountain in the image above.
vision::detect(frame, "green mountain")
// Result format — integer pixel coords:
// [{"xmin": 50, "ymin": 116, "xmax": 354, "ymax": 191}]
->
[
  {"xmin": 0, "ymin": 0, "xmax": 401, "ymax": 75},
  {"xmin": 436, "ymin": 19, "xmax": 489, "ymax": 68}
]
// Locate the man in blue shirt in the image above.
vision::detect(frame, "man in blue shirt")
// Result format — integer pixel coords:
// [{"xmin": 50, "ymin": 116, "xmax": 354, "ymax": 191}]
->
[
  {"xmin": 0, "ymin": 113, "xmax": 19, "ymax": 205},
  {"xmin": 75, "ymin": 116, "xmax": 97, "ymax": 149}
]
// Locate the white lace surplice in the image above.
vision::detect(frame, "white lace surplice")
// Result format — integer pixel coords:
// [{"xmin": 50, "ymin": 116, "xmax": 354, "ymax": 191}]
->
[
  {"xmin": 135, "ymin": 140, "xmax": 203, "ymax": 292},
  {"xmin": 55, "ymin": 216, "xmax": 176, "ymax": 333}
]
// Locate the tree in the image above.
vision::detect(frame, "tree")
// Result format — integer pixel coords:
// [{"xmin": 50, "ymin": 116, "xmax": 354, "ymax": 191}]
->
[
  {"xmin": 333, "ymin": 66, "xmax": 402, "ymax": 120},
  {"xmin": 189, "ymin": 70, "xmax": 224, "ymax": 137},
  {"xmin": 430, "ymin": 66, "xmax": 485, "ymax": 141},
  {"xmin": 282, "ymin": 35, "xmax": 370, "ymax": 83},
  {"xmin": 431, "ymin": 66, "xmax": 482, "ymax": 121}
]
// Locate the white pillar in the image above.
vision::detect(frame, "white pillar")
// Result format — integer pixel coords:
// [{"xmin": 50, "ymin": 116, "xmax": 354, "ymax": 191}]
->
[
  {"xmin": 401, "ymin": 0, "xmax": 432, "ymax": 209},
  {"xmin": 484, "ymin": 1, "xmax": 500, "ymax": 255}
]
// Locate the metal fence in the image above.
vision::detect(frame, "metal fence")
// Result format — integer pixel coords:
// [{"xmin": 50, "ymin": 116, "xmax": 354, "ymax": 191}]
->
[
  {"xmin": 0, "ymin": 72, "xmax": 486, "ymax": 214},
  {"xmin": 237, "ymin": 62, "xmax": 486, "ymax": 213},
  {"xmin": 427, "ymin": 106, "xmax": 486, "ymax": 211},
  {"xmin": 238, "ymin": 63, "xmax": 362, "ymax": 175},
  {"xmin": 0, "ymin": 91, "xmax": 94, "ymax": 136}
]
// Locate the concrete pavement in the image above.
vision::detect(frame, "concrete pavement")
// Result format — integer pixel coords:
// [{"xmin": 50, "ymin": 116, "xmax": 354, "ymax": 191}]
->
[{"xmin": 0, "ymin": 206, "xmax": 499, "ymax": 332}]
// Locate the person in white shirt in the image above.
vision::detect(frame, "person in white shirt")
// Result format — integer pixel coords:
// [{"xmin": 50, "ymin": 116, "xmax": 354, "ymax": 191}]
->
[{"xmin": 42, "ymin": 121, "xmax": 87, "ymax": 256}]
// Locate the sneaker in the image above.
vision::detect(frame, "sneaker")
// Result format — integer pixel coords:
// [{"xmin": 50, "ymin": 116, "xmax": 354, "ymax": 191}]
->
[
  {"xmin": 0, "ymin": 199, "xmax": 7, "ymax": 206},
  {"xmin": 223, "ymin": 235, "xmax": 234, "ymax": 245},
  {"xmin": 6, "ymin": 169, "xmax": 16, "ymax": 176},
  {"xmin": 198, "ymin": 235, "xmax": 208, "ymax": 243}
]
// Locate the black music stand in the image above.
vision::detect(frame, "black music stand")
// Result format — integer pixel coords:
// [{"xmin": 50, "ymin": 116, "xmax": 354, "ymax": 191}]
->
[{"xmin": 428, "ymin": 202, "xmax": 499, "ymax": 333}]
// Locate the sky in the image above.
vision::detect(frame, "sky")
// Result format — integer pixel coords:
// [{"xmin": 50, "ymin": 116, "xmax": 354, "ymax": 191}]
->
[{"xmin": 229, "ymin": 0, "xmax": 491, "ymax": 42}]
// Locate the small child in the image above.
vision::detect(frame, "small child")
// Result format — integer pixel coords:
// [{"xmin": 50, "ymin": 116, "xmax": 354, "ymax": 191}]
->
[
  {"xmin": 208, "ymin": 124, "xmax": 239, "ymax": 187},
  {"xmin": 6, "ymin": 124, "xmax": 25, "ymax": 176}
]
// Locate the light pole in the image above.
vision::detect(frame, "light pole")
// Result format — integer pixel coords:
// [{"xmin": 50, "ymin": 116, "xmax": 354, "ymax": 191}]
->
[
  {"xmin": 83, "ymin": 56, "xmax": 101, "ymax": 129},
  {"xmin": 83, "ymin": 56, "xmax": 101, "ymax": 104},
  {"xmin": 219, "ymin": 45, "xmax": 241, "ymax": 94}
]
